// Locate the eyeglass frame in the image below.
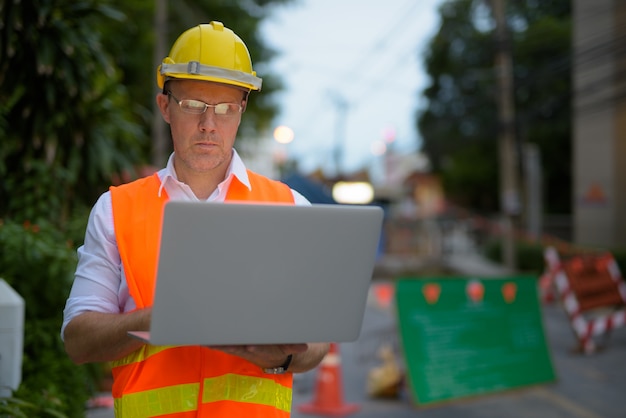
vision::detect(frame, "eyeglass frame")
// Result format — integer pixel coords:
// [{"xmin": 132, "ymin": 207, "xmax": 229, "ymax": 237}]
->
[{"xmin": 166, "ymin": 91, "xmax": 244, "ymax": 117}]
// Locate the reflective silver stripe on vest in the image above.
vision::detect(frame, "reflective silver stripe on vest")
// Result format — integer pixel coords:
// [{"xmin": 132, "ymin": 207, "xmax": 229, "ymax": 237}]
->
[
  {"xmin": 114, "ymin": 383, "xmax": 200, "ymax": 417},
  {"xmin": 203, "ymin": 374, "xmax": 292, "ymax": 412}
]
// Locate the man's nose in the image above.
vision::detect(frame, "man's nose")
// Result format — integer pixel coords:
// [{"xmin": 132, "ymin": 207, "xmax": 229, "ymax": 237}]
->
[{"xmin": 198, "ymin": 110, "xmax": 218, "ymax": 130}]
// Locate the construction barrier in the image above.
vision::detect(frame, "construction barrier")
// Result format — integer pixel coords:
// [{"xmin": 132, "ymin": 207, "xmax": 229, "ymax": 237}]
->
[
  {"xmin": 544, "ymin": 247, "xmax": 626, "ymax": 353},
  {"xmin": 396, "ymin": 277, "xmax": 555, "ymax": 406}
]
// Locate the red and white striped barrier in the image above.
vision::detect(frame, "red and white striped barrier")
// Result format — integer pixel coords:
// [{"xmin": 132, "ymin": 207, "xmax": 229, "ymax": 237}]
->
[{"xmin": 545, "ymin": 247, "xmax": 626, "ymax": 354}]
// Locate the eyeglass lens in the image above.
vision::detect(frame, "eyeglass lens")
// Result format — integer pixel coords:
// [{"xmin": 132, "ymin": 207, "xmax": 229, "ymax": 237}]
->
[{"xmin": 168, "ymin": 92, "xmax": 241, "ymax": 116}]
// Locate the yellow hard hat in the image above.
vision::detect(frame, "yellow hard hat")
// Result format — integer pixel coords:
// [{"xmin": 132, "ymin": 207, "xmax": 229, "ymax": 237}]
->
[{"xmin": 156, "ymin": 21, "xmax": 262, "ymax": 91}]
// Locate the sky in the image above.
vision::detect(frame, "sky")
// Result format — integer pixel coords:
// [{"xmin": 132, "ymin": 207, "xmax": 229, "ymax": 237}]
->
[{"xmin": 260, "ymin": 0, "xmax": 444, "ymax": 180}]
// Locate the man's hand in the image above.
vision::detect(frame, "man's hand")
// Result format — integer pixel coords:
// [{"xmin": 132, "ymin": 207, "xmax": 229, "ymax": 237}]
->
[{"xmin": 212, "ymin": 343, "xmax": 329, "ymax": 373}]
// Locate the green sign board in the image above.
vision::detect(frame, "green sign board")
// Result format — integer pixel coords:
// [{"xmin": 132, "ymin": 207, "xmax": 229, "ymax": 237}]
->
[{"xmin": 396, "ymin": 276, "xmax": 556, "ymax": 406}]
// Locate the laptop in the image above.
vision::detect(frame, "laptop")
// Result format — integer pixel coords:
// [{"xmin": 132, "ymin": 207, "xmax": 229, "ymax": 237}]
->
[{"xmin": 128, "ymin": 201, "xmax": 383, "ymax": 346}]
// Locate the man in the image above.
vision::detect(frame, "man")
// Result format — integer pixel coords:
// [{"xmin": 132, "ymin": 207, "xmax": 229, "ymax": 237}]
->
[{"xmin": 62, "ymin": 21, "xmax": 330, "ymax": 417}]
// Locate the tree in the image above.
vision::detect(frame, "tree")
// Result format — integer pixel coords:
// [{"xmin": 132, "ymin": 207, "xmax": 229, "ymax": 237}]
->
[
  {"xmin": 0, "ymin": 0, "xmax": 146, "ymax": 224},
  {"xmin": 417, "ymin": 0, "xmax": 571, "ymax": 215}
]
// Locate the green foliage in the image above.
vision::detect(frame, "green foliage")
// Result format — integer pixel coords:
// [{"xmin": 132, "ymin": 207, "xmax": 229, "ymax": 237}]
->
[
  {"xmin": 512, "ymin": 6, "xmax": 572, "ymax": 214},
  {"xmin": 418, "ymin": 0, "xmax": 499, "ymax": 211},
  {"xmin": 0, "ymin": 219, "xmax": 95, "ymax": 418},
  {"xmin": 0, "ymin": 0, "xmax": 146, "ymax": 224},
  {"xmin": 0, "ymin": 396, "xmax": 67, "ymax": 418},
  {"xmin": 418, "ymin": 0, "xmax": 572, "ymax": 214}
]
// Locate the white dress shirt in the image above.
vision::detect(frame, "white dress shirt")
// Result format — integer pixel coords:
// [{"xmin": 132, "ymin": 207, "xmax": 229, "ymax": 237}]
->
[{"xmin": 61, "ymin": 150, "xmax": 309, "ymax": 339}]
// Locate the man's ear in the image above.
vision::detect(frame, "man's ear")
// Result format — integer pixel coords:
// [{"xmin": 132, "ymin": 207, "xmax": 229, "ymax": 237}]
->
[
  {"xmin": 241, "ymin": 90, "xmax": 250, "ymax": 112},
  {"xmin": 156, "ymin": 93, "xmax": 171, "ymax": 123}
]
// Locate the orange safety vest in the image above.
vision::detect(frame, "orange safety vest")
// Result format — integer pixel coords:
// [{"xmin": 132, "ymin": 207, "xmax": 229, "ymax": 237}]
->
[{"xmin": 109, "ymin": 172, "xmax": 295, "ymax": 418}]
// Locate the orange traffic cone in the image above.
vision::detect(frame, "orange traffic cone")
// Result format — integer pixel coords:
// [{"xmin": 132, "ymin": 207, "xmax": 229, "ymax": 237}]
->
[{"xmin": 298, "ymin": 343, "xmax": 360, "ymax": 416}]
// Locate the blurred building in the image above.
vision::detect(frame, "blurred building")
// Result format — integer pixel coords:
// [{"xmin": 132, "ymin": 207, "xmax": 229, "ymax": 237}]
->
[
  {"xmin": 573, "ymin": 0, "xmax": 626, "ymax": 248},
  {"xmin": 374, "ymin": 151, "xmax": 440, "ymax": 219}
]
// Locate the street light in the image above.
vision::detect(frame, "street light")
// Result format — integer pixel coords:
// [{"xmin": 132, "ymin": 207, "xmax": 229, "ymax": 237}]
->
[
  {"xmin": 273, "ymin": 125, "xmax": 295, "ymax": 144},
  {"xmin": 332, "ymin": 181, "xmax": 374, "ymax": 205}
]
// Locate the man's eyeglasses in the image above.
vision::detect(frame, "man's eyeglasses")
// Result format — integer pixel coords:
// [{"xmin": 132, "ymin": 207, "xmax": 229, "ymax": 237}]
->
[{"xmin": 167, "ymin": 91, "xmax": 243, "ymax": 117}]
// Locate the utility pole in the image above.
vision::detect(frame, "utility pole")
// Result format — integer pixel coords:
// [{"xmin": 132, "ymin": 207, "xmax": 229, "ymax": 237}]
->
[
  {"xmin": 492, "ymin": 0, "xmax": 519, "ymax": 270},
  {"xmin": 329, "ymin": 91, "xmax": 348, "ymax": 177},
  {"xmin": 151, "ymin": 0, "xmax": 169, "ymax": 167}
]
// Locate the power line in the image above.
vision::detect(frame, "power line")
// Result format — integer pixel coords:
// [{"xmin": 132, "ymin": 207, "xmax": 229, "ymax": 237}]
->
[{"xmin": 284, "ymin": 1, "xmax": 438, "ymax": 165}]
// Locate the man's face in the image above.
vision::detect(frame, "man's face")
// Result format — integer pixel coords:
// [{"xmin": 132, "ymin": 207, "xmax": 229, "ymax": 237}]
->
[{"xmin": 157, "ymin": 79, "xmax": 245, "ymax": 179}]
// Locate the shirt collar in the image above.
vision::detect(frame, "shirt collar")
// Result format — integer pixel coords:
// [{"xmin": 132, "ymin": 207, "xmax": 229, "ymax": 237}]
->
[
  {"xmin": 157, "ymin": 149, "xmax": 250, "ymax": 198},
  {"xmin": 227, "ymin": 149, "xmax": 251, "ymax": 190}
]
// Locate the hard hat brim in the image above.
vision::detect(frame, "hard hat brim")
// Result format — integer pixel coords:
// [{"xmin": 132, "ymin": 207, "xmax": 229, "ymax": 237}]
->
[{"xmin": 158, "ymin": 61, "xmax": 262, "ymax": 91}]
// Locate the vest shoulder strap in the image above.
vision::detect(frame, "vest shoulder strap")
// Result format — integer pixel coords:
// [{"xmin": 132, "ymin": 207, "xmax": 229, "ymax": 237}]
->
[
  {"xmin": 226, "ymin": 170, "xmax": 295, "ymax": 203},
  {"xmin": 110, "ymin": 173, "xmax": 167, "ymax": 308}
]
